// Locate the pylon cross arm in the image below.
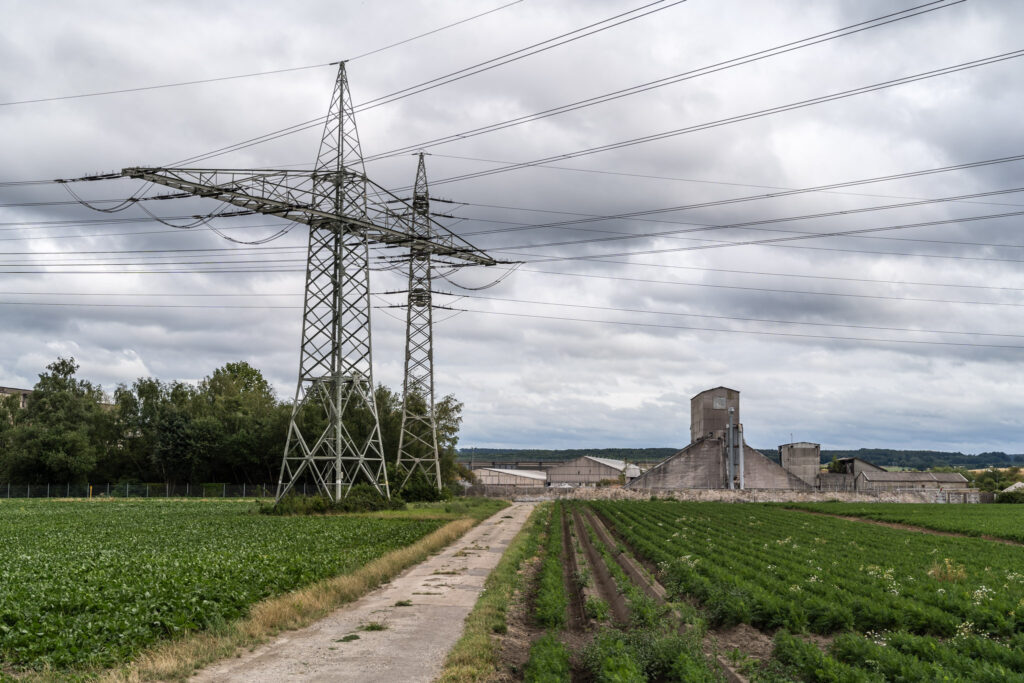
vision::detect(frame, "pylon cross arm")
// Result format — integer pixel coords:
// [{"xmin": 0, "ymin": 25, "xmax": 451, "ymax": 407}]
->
[{"xmin": 121, "ymin": 166, "xmax": 496, "ymax": 266}]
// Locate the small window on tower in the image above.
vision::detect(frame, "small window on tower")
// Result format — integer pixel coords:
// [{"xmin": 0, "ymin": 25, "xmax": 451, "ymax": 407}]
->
[{"xmin": 713, "ymin": 397, "xmax": 727, "ymax": 409}]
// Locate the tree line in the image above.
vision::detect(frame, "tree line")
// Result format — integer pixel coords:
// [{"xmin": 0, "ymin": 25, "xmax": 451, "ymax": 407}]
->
[{"xmin": 0, "ymin": 357, "xmax": 467, "ymax": 488}]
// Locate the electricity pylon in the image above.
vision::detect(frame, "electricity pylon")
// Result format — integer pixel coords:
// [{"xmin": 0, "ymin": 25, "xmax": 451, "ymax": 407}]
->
[
  {"xmin": 117, "ymin": 63, "xmax": 495, "ymax": 502},
  {"xmin": 396, "ymin": 152, "xmax": 441, "ymax": 490}
]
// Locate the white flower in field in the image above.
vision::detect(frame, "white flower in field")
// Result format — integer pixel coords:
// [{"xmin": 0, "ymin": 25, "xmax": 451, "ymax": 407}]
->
[
  {"xmin": 937, "ymin": 588, "xmax": 946, "ymax": 594},
  {"xmin": 955, "ymin": 621, "xmax": 975, "ymax": 638},
  {"xmin": 766, "ymin": 564, "xmax": 776, "ymax": 571},
  {"xmin": 972, "ymin": 586, "xmax": 994, "ymax": 605},
  {"xmin": 789, "ymin": 584, "xmax": 801, "ymax": 592},
  {"xmin": 808, "ymin": 575, "xmax": 819, "ymax": 583}
]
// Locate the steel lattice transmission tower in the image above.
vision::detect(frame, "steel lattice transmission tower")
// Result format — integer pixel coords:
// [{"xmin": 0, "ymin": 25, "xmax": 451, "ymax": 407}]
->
[
  {"xmin": 396, "ymin": 153, "xmax": 441, "ymax": 490},
  {"xmin": 116, "ymin": 63, "xmax": 496, "ymax": 502}
]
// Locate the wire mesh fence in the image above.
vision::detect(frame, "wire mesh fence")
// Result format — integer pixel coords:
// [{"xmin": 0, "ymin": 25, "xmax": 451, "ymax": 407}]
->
[{"xmin": 0, "ymin": 482, "xmax": 303, "ymax": 499}]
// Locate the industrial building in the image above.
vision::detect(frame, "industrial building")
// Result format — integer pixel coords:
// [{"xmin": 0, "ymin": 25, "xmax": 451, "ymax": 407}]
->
[
  {"xmin": 627, "ymin": 387, "xmax": 970, "ymax": 494},
  {"xmin": 628, "ymin": 387, "xmax": 810, "ymax": 491},
  {"xmin": 546, "ymin": 455, "xmax": 641, "ymax": 487},
  {"xmin": 471, "ymin": 468, "xmax": 548, "ymax": 488}
]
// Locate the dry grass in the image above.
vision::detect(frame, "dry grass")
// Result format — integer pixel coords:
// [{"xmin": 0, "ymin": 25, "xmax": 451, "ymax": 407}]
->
[
  {"xmin": 87, "ymin": 518, "xmax": 476, "ymax": 682},
  {"xmin": 927, "ymin": 557, "xmax": 967, "ymax": 582}
]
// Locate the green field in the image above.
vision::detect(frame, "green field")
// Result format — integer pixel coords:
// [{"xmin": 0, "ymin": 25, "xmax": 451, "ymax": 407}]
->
[
  {"xmin": 786, "ymin": 501, "xmax": 1024, "ymax": 543},
  {"xmin": 0, "ymin": 499, "xmax": 449, "ymax": 671},
  {"xmin": 592, "ymin": 501, "xmax": 1024, "ymax": 681}
]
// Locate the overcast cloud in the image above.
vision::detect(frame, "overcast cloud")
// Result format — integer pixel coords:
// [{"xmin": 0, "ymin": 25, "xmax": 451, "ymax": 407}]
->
[{"xmin": 1, "ymin": 0, "xmax": 1022, "ymax": 453}]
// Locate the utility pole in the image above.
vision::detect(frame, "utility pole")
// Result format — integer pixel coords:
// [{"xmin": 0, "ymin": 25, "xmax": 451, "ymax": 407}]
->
[
  {"xmin": 113, "ymin": 63, "xmax": 496, "ymax": 502},
  {"xmin": 396, "ymin": 152, "xmax": 441, "ymax": 490}
]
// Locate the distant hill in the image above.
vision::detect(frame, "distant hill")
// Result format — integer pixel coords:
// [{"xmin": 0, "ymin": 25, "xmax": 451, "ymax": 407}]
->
[
  {"xmin": 458, "ymin": 447, "xmax": 1023, "ymax": 470},
  {"xmin": 457, "ymin": 447, "xmax": 676, "ymax": 464}
]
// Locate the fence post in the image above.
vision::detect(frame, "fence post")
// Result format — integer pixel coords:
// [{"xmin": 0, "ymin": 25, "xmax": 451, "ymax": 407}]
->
[
  {"xmin": 126, "ymin": 482, "xmax": 129, "ymax": 498},
  {"xmin": 27, "ymin": 484, "xmax": 30, "ymax": 498},
  {"xmin": 186, "ymin": 482, "xmax": 190, "ymax": 497},
  {"xmin": 242, "ymin": 482, "xmax": 246, "ymax": 497},
  {"xmin": 222, "ymin": 483, "xmax": 226, "ymax": 497},
  {"xmin": 47, "ymin": 483, "xmax": 50, "ymax": 498},
  {"xmin": 146, "ymin": 484, "xmax": 150, "ymax": 498}
]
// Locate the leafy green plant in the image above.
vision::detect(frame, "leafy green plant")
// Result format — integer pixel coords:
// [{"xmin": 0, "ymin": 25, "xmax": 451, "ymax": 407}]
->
[
  {"xmin": 0, "ymin": 499, "xmax": 445, "ymax": 671},
  {"xmin": 523, "ymin": 632, "xmax": 571, "ymax": 682}
]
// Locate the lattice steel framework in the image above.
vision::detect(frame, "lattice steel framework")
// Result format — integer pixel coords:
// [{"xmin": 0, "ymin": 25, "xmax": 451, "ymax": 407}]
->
[
  {"xmin": 117, "ymin": 63, "xmax": 496, "ymax": 502},
  {"xmin": 396, "ymin": 153, "xmax": 441, "ymax": 490}
]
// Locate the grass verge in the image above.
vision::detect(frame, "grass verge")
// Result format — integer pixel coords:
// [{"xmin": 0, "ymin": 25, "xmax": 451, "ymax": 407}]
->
[
  {"xmin": 437, "ymin": 504, "xmax": 547, "ymax": 683},
  {"xmin": 92, "ymin": 517, "xmax": 479, "ymax": 682}
]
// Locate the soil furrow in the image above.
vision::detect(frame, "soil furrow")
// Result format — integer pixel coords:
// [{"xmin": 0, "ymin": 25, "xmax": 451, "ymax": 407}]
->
[
  {"xmin": 561, "ymin": 504, "xmax": 587, "ymax": 631},
  {"xmin": 571, "ymin": 506, "xmax": 630, "ymax": 627}
]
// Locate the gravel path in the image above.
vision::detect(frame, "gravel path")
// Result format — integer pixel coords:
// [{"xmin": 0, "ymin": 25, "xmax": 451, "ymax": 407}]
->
[{"xmin": 192, "ymin": 502, "xmax": 535, "ymax": 683}]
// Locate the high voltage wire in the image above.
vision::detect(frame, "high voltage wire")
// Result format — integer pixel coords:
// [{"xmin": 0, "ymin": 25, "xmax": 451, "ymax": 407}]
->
[
  {"xmin": 173, "ymin": 0, "xmax": 685, "ymax": 166},
  {"xmin": 1, "ymin": 289, "xmax": 1017, "ymax": 341},
  {"xmin": 174, "ymin": 0, "xmax": 954, "ymax": 169},
  {"xmin": 363, "ymin": 0, "xmax": 961, "ymax": 162},
  {"xmin": 0, "ymin": 0, "xmax": 526, "ymax": 108},
  {"xmin": 442, "ymin": 308, "xmax": 1024, "ymax": 350},
  {"xmin": 497, "ymin": 206, "xmax": 1024, "ymax": 265},
  {"xmin": 415, "ymin": 50, "xmax": 1024, "ymax": 190},
  {"xmin": 427, "ymin": 292, "xmax": 1024, "ymax": 339},
  {"xmin": 455, "ymin": 154, "xmax": 1024, "ymax": 238}
]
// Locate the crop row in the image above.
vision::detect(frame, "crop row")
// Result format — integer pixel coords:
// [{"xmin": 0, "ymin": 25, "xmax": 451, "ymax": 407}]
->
[
  {"xmin": 590, "ymin": 500, "xmax": 1024, "ymax": 681},
  {"xmin": 0, "ymin": 500, "xmax": 446, "ymax": 670},
  {"xmin": 788, "ymin": 501, "xmax": 1024, "ymax": 543}
]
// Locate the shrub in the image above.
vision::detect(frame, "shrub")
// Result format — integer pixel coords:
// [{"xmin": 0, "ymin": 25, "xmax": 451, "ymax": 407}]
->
[
  {"xmin": 524, "ymin": 633, "xmax": 571, "ymax": 682},
  {"xmin": 996, "ymin": 489, "xmax": 1024, "ymax": 504},
  {"xmin": 927, "ymin": 558, "xmax": 967, "ymax": 583},
  {"xmin": 260, "ymin": 484, "xmax": 406, "ymax": 515}
]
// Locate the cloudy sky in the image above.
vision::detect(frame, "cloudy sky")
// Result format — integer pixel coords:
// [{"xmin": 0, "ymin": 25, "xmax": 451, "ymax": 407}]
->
[{"xmin": 1, "ymin": 0, "xmax": 1022, "ymax": 453}]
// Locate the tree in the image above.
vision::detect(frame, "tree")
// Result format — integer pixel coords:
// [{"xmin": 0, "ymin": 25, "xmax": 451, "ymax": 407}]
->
[{"xmin": 2, "ymin": 357, "xmax": 112, "ymax": 484}]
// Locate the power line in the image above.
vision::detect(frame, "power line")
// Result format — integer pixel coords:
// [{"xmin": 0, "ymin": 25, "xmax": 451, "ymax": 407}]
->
[
  {"xmin": 363, "ymin": 0, "xmax": 961, "ymax": 162},
  {"xmin": 417, "ymin": 49, "xmax": 1024, "ymax": 189},
  {"xmin": 173, "ymin": 0, "xmax": 686, "ymax": 166},
  {"xmin": 444, "ymin": 307, "xmax": 1024, "ymax": 350},
  {"xmin": 432, "ymin": 292, "xmax": 1024, "ymax": 339},
  {"xmin": 499, "ymin": 268, "xmax": 1023, "ymax": 307},
  {"xmin": 456, "ymin": 154, "xmax": 1024, "ymax": 238},
  {"xmin": 0, "ymin": 0, "xmax": 526, "ymax": 108}
]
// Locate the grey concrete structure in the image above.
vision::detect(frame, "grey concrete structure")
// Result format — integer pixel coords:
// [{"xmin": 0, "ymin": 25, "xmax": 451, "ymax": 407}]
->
[
  {"xmin": 471, "ymin": 468, "xmax": 547, "ymax": 487},
  {"xmin": 780, "ymin": 442, "xmax": 820, "ymax": 488},
  {"xmin": 628, "ymin": 437, "xmax": 811, "ymax": 490},
  {"xmin": 546, "ymin": 456, "xmax": 640, "ymax": 487},
  {"xmin": 856, "ymin": 471, "xmax": 969, "ymax": 492},
  {"xmin": 690, "ymin": 387, "xmax": 739, "ymax": 443}
]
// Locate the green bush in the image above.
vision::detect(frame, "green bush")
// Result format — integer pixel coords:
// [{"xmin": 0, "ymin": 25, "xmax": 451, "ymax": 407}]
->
[
  {"xmin": 524, "ymin": 632, "xmax": 571, "ymax": 682},
  {"xmin": 996, "ymin": 489, "xmax": 1024, "ymax": 504},
  {"xmin": 259, "ymin": 484, "xmax": 406, "ymax": 515}
]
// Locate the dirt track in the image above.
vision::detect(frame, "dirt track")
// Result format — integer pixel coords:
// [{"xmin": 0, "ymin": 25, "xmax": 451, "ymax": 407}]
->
[{"xmin": 191, "ymin": 502, "xmax": 535, "ymax": 683}]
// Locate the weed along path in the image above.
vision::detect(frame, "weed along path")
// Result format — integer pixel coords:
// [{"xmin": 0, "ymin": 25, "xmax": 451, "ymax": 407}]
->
[{"xmin": 191, "ymin": 502, "xmax": 535, "ymax": 683}]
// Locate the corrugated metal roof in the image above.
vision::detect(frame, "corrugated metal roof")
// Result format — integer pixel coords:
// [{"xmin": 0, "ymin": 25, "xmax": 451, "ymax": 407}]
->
[
  {"xmin": 1003, "ymin": 481, "xmax": 1024, "ymax": 492},
  {"xmin": 583, "ymin": 456, "xmax": 627, "ymax": 471},
  {"xmin": 859, "ymin": 471, "xmax": 967, "ymax": 483},
  {"xmin": 476, "ymin": 468, "xmax": 548, "ymax": 481}
]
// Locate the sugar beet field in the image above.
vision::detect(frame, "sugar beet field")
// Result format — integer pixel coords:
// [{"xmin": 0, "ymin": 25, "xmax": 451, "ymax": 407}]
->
[
  {"xmin": 2, "ymin": 499, "xmax": 1024, "ymax": 681},
  {"xmin": 0, "ymin": 499, "xmax": 448, "ymax": 672}
]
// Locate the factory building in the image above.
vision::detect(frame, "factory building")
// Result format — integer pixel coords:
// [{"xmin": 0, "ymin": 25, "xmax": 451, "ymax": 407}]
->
[
  {"xmin": 779, "ymin": 442, "xmax": 820, "ymax": 488},
  {"xmin": 471, "ymin": 468, "xmax": 548, "ymax": 488},
  {"xmin": 628, "ymin": 387, "xmax": 810, "ymax": 491},
  {"xmin": 546, "ymin": 456, "xmax": 641, "ymax": 487},
  {"xmin": 627, "ymin": 387, "xmax": 970, "ymax": 494}
]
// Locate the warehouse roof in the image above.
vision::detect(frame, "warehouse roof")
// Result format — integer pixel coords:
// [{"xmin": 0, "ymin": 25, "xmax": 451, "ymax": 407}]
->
[
  {"xmin": 858, "ymin": 471, "xmax": 968, "ymax": 483},
  {"xmin": 476, "ymin": 468, "xmax": 548, "ymax": 481},
  {"xmin": 1003, "ymin": 481, "xmax": 1024, "ymax": 492}
]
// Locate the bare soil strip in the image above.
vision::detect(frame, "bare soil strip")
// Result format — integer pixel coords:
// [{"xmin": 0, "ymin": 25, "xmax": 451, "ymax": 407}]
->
[
  {"xmin": 190, "ymin": 502, "xmax": 535, "ymax": 683},
  {"xmin": 560, "ymin": 505, "xmax": 587, "ymax": 631},
  {"xmin": 793, "ymin": 508, "xmax": 1024, "ymax": 546},
  {"xmin": 572, "ymin": 507, "xmax": 631, "ymax": 627},
  {"xmin": 584, "ymin": 508, "xmax": 749, "ymax": 683}
]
